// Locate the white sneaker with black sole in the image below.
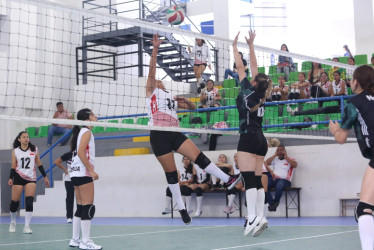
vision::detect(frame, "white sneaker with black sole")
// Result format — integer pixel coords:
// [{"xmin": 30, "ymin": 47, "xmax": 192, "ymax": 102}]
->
[
  {"xmin": 9, "ymin": 222, "xmax": 16, "ymax": 233},
  {"xmin": 252, "ymin": 217, "xmax": 268, "ymax": 237},
  {"xmin": 244, "ymin": 216, "xmax": 261, "ymax": 236},
  {"xmin": 79, "ymin": 239, "xmax": 102, "ymax": 250},
  {"xmin": 69, "ymin": 238, "xmax": 81, "ymax": 248}
]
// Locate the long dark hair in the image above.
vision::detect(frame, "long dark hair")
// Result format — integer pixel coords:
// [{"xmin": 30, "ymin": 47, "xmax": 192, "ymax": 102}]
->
[
  {"xmin": 309, "ymin": 63, "xmax": 322, "ymax": 84},
  {"xmin": 13, "ymin": 131, "xmax": 36, "ymax": 152},
  {"xmin": 71, "ymin": 108, "xmax": 92, "ymax": 152},
  {"xmin": 343, "ymin": 45, "xmax": 352, "ymax": 57},
  {"xmin": 255, "ymin": 73, "xmax": 271, "ymax": 98},
  {"xmin": 353, "ymin": 65, "xmax": 374, "ymax": 95},
  {"xmin": 182, "ymin": 157, "xmax": 193, "ymax": 174},
  {"xmin": 280, "ymin": 44, "xmax": 289, "ymax": 52}
]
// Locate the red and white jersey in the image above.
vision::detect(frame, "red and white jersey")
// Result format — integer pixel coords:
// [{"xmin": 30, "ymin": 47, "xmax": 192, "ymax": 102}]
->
[
  {"xmin": 191, "ymin": 44, "xmax": 211, "ymax": 65},
  {"xmin": 146, "ymin": 88, "xmax": 180, "ymax": 127},
  {"xmin": 317, "ymin": 81, "xmax": 331, "ymax": 94},
  {"xmin": 202, "ymin": 88, "xmax": 219, "ymax": 107},
  {"xmin": 271, "ymin": 157, "xmax": 295, "ymax": 182},
  {"xmin": 232, "ymin": 163, "xmax": 240, "ymax": 175},
  {"xmin": 70, "ymin": 128, "xmax": 95, "ymax": 178},
  {"xmin": 332, "ymin": 80, "xmax": 347, "ymax": 95},
  {"xmin": 193, "ymin": 164, "xmax": 209, "ymax": 184},
  {"xmin": 14, "ymin": 147, "xmax": 38, "ymax": 181}
]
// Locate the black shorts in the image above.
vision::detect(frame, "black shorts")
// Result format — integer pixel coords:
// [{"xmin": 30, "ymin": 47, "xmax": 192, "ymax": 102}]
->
[
  {"xmin": 237, "ymin": 129, "xmax": 268, "ymax": 156},
  {"xmin": 13, "ymin": 172, "xmax": 36, "ymax": 186},
  {"xmin": 369, "ymin": 158, "xmax": 374, "ymax": 168},
  {"xmin": 150, "ymin": 130, "xmax": 188, "ymax": 157},
  {"xmin": 71, "ymin": 177, "xmax": 93, "ymax": 186},
  {"xmin": 194, "ymin": 63, "xmax": 207, "ymax": 67}
]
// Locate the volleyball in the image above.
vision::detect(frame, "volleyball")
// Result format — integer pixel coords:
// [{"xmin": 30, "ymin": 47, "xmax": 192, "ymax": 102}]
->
[{"xmin": 166, "ymin": 6, "xmax": 185, "ymax": 26}]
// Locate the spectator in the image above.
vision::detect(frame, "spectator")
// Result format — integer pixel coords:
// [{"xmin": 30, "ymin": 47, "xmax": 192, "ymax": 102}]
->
[
  {"xmin": 328, "ymin": 57, "xmax": 346, "ymax": 81},
  {"xmin": 265, "ymin": 145, "xmax": 298, "ymax": 212},
  {"xmin": 343, "ymin": 45, "xmax": 353, "ymax": 57},
  {"xmin": 346, "ymin": 57, "xmax": 356, "ymax": 88},
  {"xmin": 308, "ymin": 62, "xmax": 325, "ymax": 85},
  {"xmin": 277, "ymin": 44, "xmax": 296, "ymax": 81},
  {"xmin": 47, "ymin": 102, "xmax": 73, "ymax": 147},
  {"xmin": 271, "ymin": 75, "xmax": 289, "ymax": 101},
  {"xmin": 199, "ymin": 80, "xmax": 222, "ymax": 108},
  {"xmin": 189, "ymin": 163, "xmax": 211, "ymax": 217},
  {"xmin": 212, "ymin": 154, "xmax": 232, "ymax": 190},
  {"xmin": 224, "ymin": 153, "xmax": 243, "ymax": 214},
  {"xmin": 310, "ymin": 72, "xmax": 331, "ymax": 103},
  {"xmin": 371, "ymin": 56, "xmax": 374, "ymax": 68},
  {"xmin": 289, "ymin": 72, "xmax": 310, "ymax": 100},
  {"xmin": 188, "ymin": 38, "xmax": 212, "ymax": 94},
  {"xmin": 54, "ymin": 151, "xmax": 75, "ymax": 223},
  {"xmin": 224, "ymin": 52, "xmax": 248, "ymax": 86},
  {"xmin": 330, "ymin": 71, "xmax": 347, "ymax": 96}
]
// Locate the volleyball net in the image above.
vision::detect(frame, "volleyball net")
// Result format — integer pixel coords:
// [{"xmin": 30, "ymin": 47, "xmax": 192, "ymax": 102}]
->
[{"xmin": 0, "ymin": 0, "xmax": 358, "ymax": 141}]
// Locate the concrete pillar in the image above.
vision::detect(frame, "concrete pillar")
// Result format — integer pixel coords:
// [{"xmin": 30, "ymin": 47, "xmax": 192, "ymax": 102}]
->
[{"xmin": 353, "ymin": 0, "xmax": 374, "ymax": 59}]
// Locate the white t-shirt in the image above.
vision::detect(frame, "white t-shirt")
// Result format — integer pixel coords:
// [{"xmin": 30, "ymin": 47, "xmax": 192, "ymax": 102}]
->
[
  {"xmin": 14, "ymin": 147, "xmax": 38, "ymax": 181},
  {"xmin": 146, "ymin": 88, "xmax": 179, "ymax": 127},
  {"xmin": 271, "ymin": 157, "xmax": 296, "ymax": 182},
  {"xmin": 191, "ymin": 43, "xmax": 211, "ymax": 65},
  {"xmin": 332, "ymin": 80, "xmax": 347, "ymax": 95},
  {"xmin": 70, "ymin": 128, "xmax": 95, "ymax": 178}
]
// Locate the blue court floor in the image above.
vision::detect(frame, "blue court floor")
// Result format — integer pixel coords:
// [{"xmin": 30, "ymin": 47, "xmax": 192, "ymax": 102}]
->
[{"xmin": 0, "ymin": 216, "xmax": 360, "ymax": 250}]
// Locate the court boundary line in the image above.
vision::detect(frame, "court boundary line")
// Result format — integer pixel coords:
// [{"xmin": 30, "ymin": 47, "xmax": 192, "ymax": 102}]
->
[{"xmin": 211, "ymin": 229, "xmax": 358, "ymax": 250}]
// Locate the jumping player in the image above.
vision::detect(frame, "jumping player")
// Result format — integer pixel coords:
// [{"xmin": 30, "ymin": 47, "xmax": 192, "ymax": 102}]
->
[
  {"xmin": 329, "ymin": 65, "xmax": 374, "ymax": 250},
  {"xmin": 8, "ymin": 131, "xmax": 50, "ymax": 234},
  {"xmin": 147, "ymin": 33, "xmax": 241, "ymax": 224},
  {"xmin": 233, "ymin": 30, "xmax": 272, "ymax": 237}
]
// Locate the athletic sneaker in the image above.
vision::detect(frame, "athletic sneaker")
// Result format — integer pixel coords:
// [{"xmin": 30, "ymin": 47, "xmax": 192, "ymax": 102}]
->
[
  {"xmin": 187, "ymin": 209, "xmax": 194, "ymax": 215},
  {"xmin": 229, "ymin": 205, "xmax": 238, "ymax": 214},
  {"xmin": 226, "ymin": 173, "xmax": 242, "ymax": 190},
  {"xmin": 79, "ymin": 239, "xmax": 102, "ymax": 250},
  {"xmin": 252, "ymin": 217, "xmax": 268, "ymax": 237},
  {"xmin": 9, "ymin": 222, "xmax": 16, "ymax": 233},
  {"xmin": 223, "ymin": 206, "xmax": 232, "ymax": 214},
  {"xmin": 268, "ymin": 201, "xmax": 280, "ymax": 212},
  {"xmin": 244, "ymin": 216, "xmax": 261, "ymax": 236},
  {"xmin": 194, "ymin": 210, "xmax": 202, "ymax": 217},
  {"xmin": 179, "ymin": 209, "xmax": 192, "ymax": 225},
  {"xmin": 162, "ymin": 208, "xmax": 172, "ymax": 215},
  {"xmin": 67, "ymin": 218, "xmax": 73, "ymax": 223},
  {"xmin": 23, "ymin": 226, "xmax": 33, "ymax": 234},
  {"xmin": 243, "ymin": 217, "xmax": 247, "ymax": 228},
  {"xmin": 69, "ymin": 238, "xmax": 82, "ymax": 247}
]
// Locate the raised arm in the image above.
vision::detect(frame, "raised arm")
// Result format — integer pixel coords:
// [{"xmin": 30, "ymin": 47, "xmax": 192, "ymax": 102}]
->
[
  {"xmin": 146, "ymin": 34, "xmax": 164, "ymax": 98},
  {"xmin": 245, "ymin": 30, "xmax": 259, "ymax": 78},
  {"xmin": 232, "ymin": 32, "xmax": 247, "ymax": 83}
]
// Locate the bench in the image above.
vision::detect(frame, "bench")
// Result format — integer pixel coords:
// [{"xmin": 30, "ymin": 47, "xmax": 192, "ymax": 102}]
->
[
  {"xmin": 268, "ymin": 187, "xmax": 301, "ymax": 218},
  {"xmin": 170, "ymin": 189, "xmax": 243, "ymax": 218},
  {"xmin": 340, "ymin": 198, "xmax": 359, "ymax": 216}
]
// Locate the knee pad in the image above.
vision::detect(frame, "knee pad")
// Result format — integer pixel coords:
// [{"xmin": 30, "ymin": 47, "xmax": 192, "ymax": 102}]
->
[
  {"xmin": 241, "ymin": 171, "xmax": 256, "ymax": 190},
  {"xmin": 74, "ymin": 204, "xmax": 83, "ymax": 218},
  {"xmin": 81, "ymin": 204, "xmax": 95, "ymax": 220},
  {"xmin": 10, "ymin": 200, "xmax": 19, "ymax": 213},
  {"xmin": 165, "ymin": 171, "xmax": 178, "ymax": 184},
  {"xmin": 194, "ymin": 152, "xmax": 211, "ymax": 169},
  {"xmin": 166, "ymin": 187, "xmax": 172, "ymax": 197},
  {"xmin": 25, "ymin": 196, "xmax": 34, "ymax": 212},
  {"xmin": 355, "ymin": 201, "xmax": 374, "ymax": 222},
  {"xmin": 195, "ymin": 187, "xmax": 203, "ymax": 197},
  {"xmin": 255, "ymin": 176, "xmax": 263, "ymax": 190},
  {"xmin": 181, "ymin": 186, "xmax": 192, "ymax": 196}
]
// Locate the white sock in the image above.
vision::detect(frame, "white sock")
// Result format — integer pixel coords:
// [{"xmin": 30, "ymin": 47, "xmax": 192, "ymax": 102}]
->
[
  {"xmin": 211, "ymin": 175, "xmax": 217, "ymax": 185},
  {"xmin": 165, "ymin": 196, "xmax": 172, "ymax": 210},
  {"xmin": 264, "ymin": 202, "xmax": 268, "ymax": 218},
  {"xmin": 25, "ymin": 212, "xmax": 32, "ymax": 228},
  {"xmin": 182, "ymin": 195, "xmax": 186, "ymax": 205},
  {"xmin": 358, "ymin": 215, "xmax": 374, "ymax": 250},
  {"xmin": 72, "ymin": 216, "xmax": 81, "ymax": 240},
  {"xmin": 255, "ymin": 189, "xmax": 265, "ymax": 217},
  {"xmin": 168, "ymin": 183, "xmax": 185, "ymax": 210},
  {"xmin": 10, "ymin": 212, "xmax": 17, "ymax": 223},
  {"xmin": 196, "ymin": 196, "xmax": 203, "ymax": 214},
  {"xmin": 204, "ymin": 163, "xmax": 229, "ymax": 183},
  {"xmin": 245, "ymin": 188, "xmax": 257, "ymax": 222},
  {"xmin": 185, "ymin": 196, "xmax": 192, "ymax": 212},
  {"xmin": 81, "ymin": 220, "xmax": 91, "ymax": 243},
  {"xmin": 227, "ymin": 194, "xmax": 236, "ymax": 207}
]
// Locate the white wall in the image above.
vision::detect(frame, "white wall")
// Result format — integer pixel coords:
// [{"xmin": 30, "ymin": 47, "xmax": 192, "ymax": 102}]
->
[{"xmin": 30, "ymin": 143, "xmax": 366, "ymax": 217}]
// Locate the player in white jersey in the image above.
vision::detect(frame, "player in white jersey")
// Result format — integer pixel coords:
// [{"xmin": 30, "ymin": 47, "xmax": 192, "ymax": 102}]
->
[
  {"xmin": 330, "ymin": 71, "xmax": 347, "ymax": 96},
  {"xmin": 68, "ymin": 108, "xmax": 102, "ymax": 250},
  {"xmin": 189, "ymin": 164, "xmax": 211, "ymax": 217},
  {"xmin": 199, "ymin": 80, "xmax": 221, "ymax": 108},
  {"xmin": 147, "ymin": 34, "xmax": 241, "ymax": 225},
  {"xmin": 8, "ymin": 131, "xmax": 49, "ymax": 234}
]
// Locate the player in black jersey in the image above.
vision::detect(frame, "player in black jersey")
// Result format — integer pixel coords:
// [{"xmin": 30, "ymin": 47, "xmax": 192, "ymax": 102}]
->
[
  {"xmin": 233, "ymin": 31, "xmax": 272, "ymax": 237},
  {"xmin": 329, "ymin": 65, "xmax": 374, "ymax": 250}
]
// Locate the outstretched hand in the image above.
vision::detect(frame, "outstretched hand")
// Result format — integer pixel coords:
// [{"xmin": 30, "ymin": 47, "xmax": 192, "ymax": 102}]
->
[
  {"xmin": 245, "ymin": 30, "xmax": 256, "ymax": 46},
  {"xmin": 151, "ymin": 33, "xmax": 164, "ymax": 48},
  {"xmin": 232, "ymin": 32, "xmax": 240, "ymax": 47}
]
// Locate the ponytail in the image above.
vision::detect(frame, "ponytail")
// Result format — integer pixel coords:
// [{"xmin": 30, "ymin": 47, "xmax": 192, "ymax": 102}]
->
[{"xmin": 70, "ymin": 108, "xmax": 92, "ymax": 152}]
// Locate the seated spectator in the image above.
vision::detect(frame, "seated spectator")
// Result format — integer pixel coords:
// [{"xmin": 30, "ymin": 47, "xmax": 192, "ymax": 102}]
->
[
  {"xmin": 267, "ymin": 137, "xmax": 281, "ymax": 148},
  {"xmin": 224, "ymin": 52, "xmax": 248, "ymax": 86},
  {"xmin": 271, "ymin": 75, "xmax": 289, "ymax": 101},
  {"xmin": 288, "ymin": 72, "xmax": 310, "ymax": 100},
  {"xmin": 346, "ymin": 57, "xmax": 355, "ymax": 88},
  {"xmin": 308, "ymin": 62, "xmax": 324, "ymax": 85},
  {"xmin": 189, "ymin": 163, "xmax": 211, "ymax": 217},
  {"xmin": 199, "ymin": 79, "xmax": 221, "ymax": 108},
  {"xmin": 343, "ymin": 45, "xmax": 353, "ymax": 57},
  {"xmin": 330, "ymin": 71, "xmax": 347, "ymax": 96},
  {"xmin": 328, "ymin": 57, "xmax": 346, "ymax": 81},
  {"xmin": 265, "ymin": 145, "xmax": 298, "ymax": 212},
  {"xmin": 224, "ymin": 153, "xmax": 244, "ymax": 214},
  {"xmin": 47, "ymin": 102, "xmax": 73, "ymax": 147},
  {"xmin": 212, "ymin": 154, "xmax": 232, "ymax": 190},
  {"xmin": 162, "ymin": 156, "xmax": 194, "ymax": 215},
  {"xmin": 310, "ymin": 72, "xmax": 331, "ymax": 98},
  {"xmin": 371, "ymin": 56, "xmax": 374, "ymax": 68},
  {"xmin": 277, "ymin": 44, "xmax": 296, "ymax": 81}
]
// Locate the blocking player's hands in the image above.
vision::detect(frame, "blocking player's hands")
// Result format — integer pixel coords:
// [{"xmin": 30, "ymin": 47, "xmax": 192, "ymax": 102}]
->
[
  {"xmin": 245, "ymin": 30, "xmax": 256, "ymax": 46},
  {"xmin": 151, "ymin": 33, "xmax": 164, "ymax": 49},
  {"xmin": 232, "ymin": 32, "xmax": 240, "ymax": 47}
]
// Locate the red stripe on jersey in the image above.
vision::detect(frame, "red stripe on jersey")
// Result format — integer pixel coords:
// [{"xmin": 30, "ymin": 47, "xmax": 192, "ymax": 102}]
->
[{"xmin": 151, "ymin": 94, "xmax": 158, "ymax": 114}]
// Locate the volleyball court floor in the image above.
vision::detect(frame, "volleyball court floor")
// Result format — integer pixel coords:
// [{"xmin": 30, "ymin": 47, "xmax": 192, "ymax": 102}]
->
[{"xmin": 0, "ymin": 216, "xmax": 360, "ymax": 250}]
